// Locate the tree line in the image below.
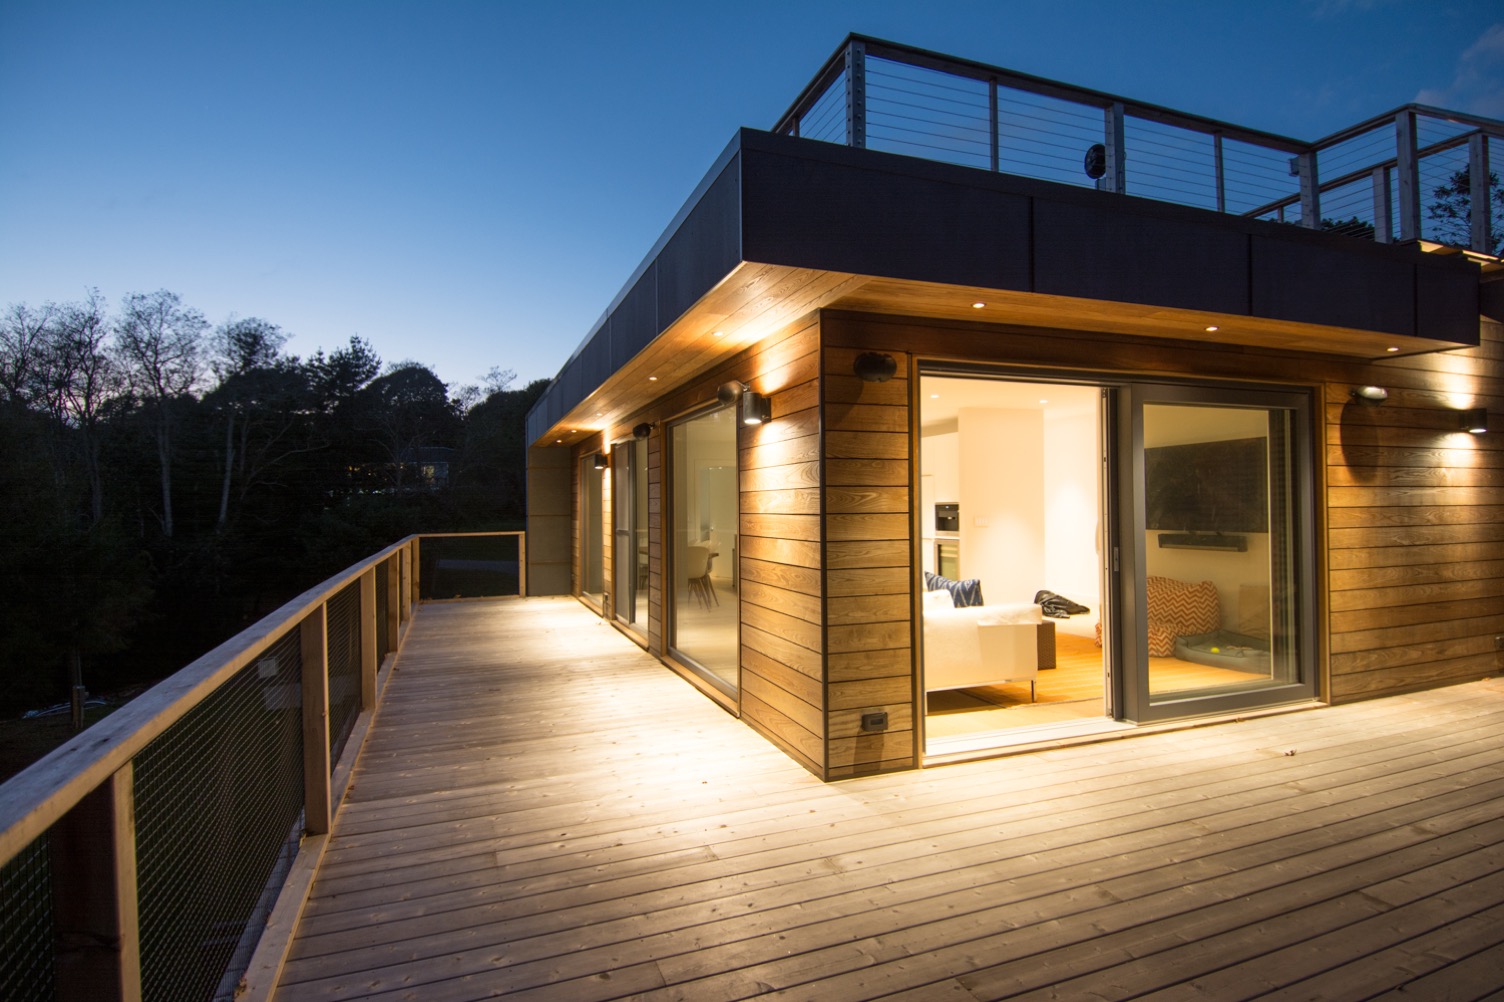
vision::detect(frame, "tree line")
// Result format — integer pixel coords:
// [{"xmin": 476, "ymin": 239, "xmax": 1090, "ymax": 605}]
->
[{"xmin": 1, "ymin": 288, "xmax": 545, "ymax": 713}]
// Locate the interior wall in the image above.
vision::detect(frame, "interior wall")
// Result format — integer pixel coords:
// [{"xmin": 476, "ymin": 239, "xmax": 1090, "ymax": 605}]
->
[
  {"xmin": 1042, "ymin": 396, "xmax": 1102, "ymax": 638},
  {"xmin": 958, "ymin": 407, "xmax": 1044, "ymax": 604}
]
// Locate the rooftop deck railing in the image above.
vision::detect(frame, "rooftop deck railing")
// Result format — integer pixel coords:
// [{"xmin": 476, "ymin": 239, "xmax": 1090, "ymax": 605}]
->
[
  {"xmin": 775, "ymin": 35, "xmax": 1504, "ymax": 255},
  {"xmin": 0, "ymin": 531, "xmax": 524, "ymax": 1002}
]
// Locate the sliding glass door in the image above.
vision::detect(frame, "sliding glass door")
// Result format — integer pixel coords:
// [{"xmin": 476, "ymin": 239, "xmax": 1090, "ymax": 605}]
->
[
  {"xmin": 1119, "ymin": 384, "xmax": 1316, "ymax": 721},
  {"xmin": 580, "ymin": 455, "xmax": 604, "ymax": 609},
  {"xmin": 668, "ymin": 405, "xmax": 739, "ymax": 695},
  {"xmin": 613, "ymin": 436, "xmax": 649, "ymax": 640}
]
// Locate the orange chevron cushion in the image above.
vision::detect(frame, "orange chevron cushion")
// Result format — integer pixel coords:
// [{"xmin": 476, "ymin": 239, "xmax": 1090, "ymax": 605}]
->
[{"xmin": 1094, "ymin": 577, "xmax": 1221, "ymax": 656}]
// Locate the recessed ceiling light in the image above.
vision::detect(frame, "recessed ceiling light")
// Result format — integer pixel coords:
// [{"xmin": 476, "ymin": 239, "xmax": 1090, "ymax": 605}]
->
[
  {"xmin": 713, "ymin": 330, "xmax": 725, "ymax": 337},
  {"xmin": 648, "ymin": 375, "xmax": 658, "ymax": 381},
  {"xmin": 971, "ymin": 302, "xmax": 985, "ymax": 309},
  {"xmin": 930, "ymin": 393, "xmax": 940, "ymax": 399},
  {"xmin": 1386, "ymin": 346, "xmax": 1400, "ymax": 352},
  {"xmin": 555, "ymin": 439, "xmax": 562, "ymax": 444},
  {"xmin": 1204, "ymin": 325, "xmax": 1219, "ymax": 332},
  {"xmin": 1039, "ymin": 399, "xmax": 1049, "ymax": 405}
]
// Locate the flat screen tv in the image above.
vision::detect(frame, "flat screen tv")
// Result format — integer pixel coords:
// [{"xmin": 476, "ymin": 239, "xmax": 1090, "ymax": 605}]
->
[{"xmin": 1145, "ymin": 436, "xmax": 1268, "ymax": 533}]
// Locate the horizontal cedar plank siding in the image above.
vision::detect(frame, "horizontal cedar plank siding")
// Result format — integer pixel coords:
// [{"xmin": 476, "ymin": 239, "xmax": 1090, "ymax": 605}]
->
[
  {"xmin": 823, "ymin": 309, "xmax": 1504, "ymax": 709},
  {"xmin": 735, "ymin": 317, "xmax": 826, "ymax": 777},
  {"xmin": 821, "ymin": 340, "xmax": 918, "ymax": 776}
]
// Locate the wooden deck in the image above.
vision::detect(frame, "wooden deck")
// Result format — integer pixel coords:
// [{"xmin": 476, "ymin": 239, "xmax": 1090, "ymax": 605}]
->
[{"xmin": 273, "ymin": 597, "xmax": 1504, "ymax": 1001}]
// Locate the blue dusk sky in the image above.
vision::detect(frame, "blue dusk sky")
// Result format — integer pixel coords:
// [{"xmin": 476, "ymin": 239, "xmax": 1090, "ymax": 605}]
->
[{"xmin": 2, "ymin": 0, "xmax": 1501, "ymax": 391}]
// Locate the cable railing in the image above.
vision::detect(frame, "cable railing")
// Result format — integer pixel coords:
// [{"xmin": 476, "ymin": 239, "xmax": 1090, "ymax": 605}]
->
[
  {"xmin": 0, "ymin": 531, "xmax": 524, "ymax": 1002},
  {"xmin": 774, "ymin": 35, "xmax": 1504, "ymax": 255}
]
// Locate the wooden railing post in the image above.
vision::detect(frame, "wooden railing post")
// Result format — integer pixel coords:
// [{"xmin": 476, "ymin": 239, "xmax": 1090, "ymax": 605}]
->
[
  {"xmin": 399, "ymin": 546, "xmax": 412, "ymax": 626},
  {"xmin": 519, "ymin": 532, "xmax": 528, "ymax": 598},
  {"xmin": 410, "ymin": 537, "xmax": 421, "ymax": 607},
  {"xmin": 359, "ymin": 568, "xmax": 377, "ymax": 709},
  {"xmin": 300, "ymin": 608, "xmax": 330, "ymax": 837},
  {"xmin": 1372, "ymin": 165, "xmax": 1392, "ymax": 243},
  {"xmin": 845, "ymin": 37, "xmax": 866, "ymax": 150},
  {"xmin": 1103, "ymin": 102, "xmax": 1126, "ymax": 194},
  {"xmin": 51, "ymin": 764, "xmax": 140, "ymax": 1001},
  {"xmin": 385, "ymin": 554, "xmax": 400, "ymax": 652}
]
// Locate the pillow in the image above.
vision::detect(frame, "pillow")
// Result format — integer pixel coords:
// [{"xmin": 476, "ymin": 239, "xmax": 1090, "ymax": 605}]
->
[
  {"xmin": 922, "ymin": 588, "xmax": 954, "ymax": 610},
  {"xmin": 948, "ymin": 577, "xmax": 985, "ymax": 608},
  {"xmin": 925, "ymin": 570, "xmax": 983, "ymax": 607}
]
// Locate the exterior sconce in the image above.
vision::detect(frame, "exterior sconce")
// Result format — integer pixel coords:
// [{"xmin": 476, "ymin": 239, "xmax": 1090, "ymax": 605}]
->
[
  {"xmin": 853, "ymin": 351, "xmax": 897, "ymax": 382},
  {"xmin": 632, "ymin": 422, "xmax": 652, "ymax": 440},
  {"xmin": 1462, "ymin": 408, "xmax": 1488, "ymax": 434},
  {"xmin": 715, "ymin": 380, "xmax": 771, "ymax": 424},
  {"xmin": 741, "ymin": 391, "xmax": 772, "ymax": 425},
  {"xmin": 1350, "ymin": 385, "xmax": 1388, "ymax": 405},
  {"xmin": 592, "ymin": 453, "xmax": 608, "ymax": 470}
]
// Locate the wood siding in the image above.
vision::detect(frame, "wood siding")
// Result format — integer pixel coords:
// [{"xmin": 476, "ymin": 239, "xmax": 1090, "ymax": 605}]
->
[
  {"xmin": 571, "ymin": 316, "xmax": 828, "ymax": 777},
  {"xmin": 822, "ymin": 307, "xmax": 1504, "ymax": 722},
  {"xmin": 822, "ymin": 345, "xmax": 919, "ymax": 777}
]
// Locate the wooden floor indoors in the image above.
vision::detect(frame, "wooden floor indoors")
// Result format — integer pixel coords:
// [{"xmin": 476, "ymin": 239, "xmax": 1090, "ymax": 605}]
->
[{"xmin": 273, "ymin": 597, "xmax": 1504, "ymax": 1001}]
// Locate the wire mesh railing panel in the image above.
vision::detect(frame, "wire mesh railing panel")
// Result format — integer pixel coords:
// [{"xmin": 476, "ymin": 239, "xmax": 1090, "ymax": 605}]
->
[
  {"xmin": 133, "ymin": 627, "xmax": 305, "ymax": 1002},
  {"xmin": 326, "ymin": 581, "xmax": 361, "ymax": 769},
  {"xmin": 796, "ymin": 68, "xmax": 848, "ymax": 144},
  {"xmin": 0, "ymin": 833, "xmax": 54, "ymax": 1002},
  {"xmin": 419, "ymin": 535, "xmax": 523, "ymax": 600},
  {"xmin": 865, "ymin": 56, "xmax": 991, "ymax": 170},
  {"xmin": 996, "ymin": 88, "xmax": 1104, "ymax": 189},
  {"xmin": 1124, "ymin": 117, "xmax": 1218, "ymax": 210},
  {"xmin": 375, "ymin": 560, "xmax": 391, "ymax": 665}
]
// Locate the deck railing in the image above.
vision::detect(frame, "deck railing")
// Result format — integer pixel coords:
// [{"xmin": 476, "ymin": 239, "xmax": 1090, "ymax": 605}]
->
[
  {"xmin": 0, "ymin": 531, "xmax": 524, "ymax": 1002},
  {"xmin": 775, "ymin": 35, "xmax": 1503, "ymax": 254}
]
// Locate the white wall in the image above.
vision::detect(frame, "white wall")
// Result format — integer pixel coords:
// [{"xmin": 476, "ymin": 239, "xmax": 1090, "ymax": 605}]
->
[
  {"xmin": 958, "ymin": 407, "xmax": 1045, "ymax": 605},
  {"xmin": 1043, "ymin": 398, "xmax": 1103, "ymax": 638}
]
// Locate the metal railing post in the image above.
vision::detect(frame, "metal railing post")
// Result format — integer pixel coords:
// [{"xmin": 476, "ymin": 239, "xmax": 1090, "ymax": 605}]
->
[
  {"xmin": 1214, "ymin": 133, "xmax": 1226, "ymax": 213},
  {"xmin": 989, "ymin": 77, "xmax": 1000, "ymax": 173},
  {"xmin": 300, "ymin": 608, "xmax": 330, "ymax": 837},
  {"xmin": 845, "ymin": 38, "xmax": 866, "ymax": 150},
  {"xmin": 1371, "ymin": 165, "xmax": 1393, "ymax": 243},
  {"xmin": 1470, "ymin": 132, "xmax": 1493, "ymax": 253},
  {"xmin": 1396, "ymin": 110, "xmax": 1421, "ymax": 241},
  {"xmin": 51, "ymin": 765, "xmax": 140, "ymax": 1001},
  {"xmin": 1296, "ymin": 150, "xmax": 1320, "ymax": 228},
  {"xmin": 1104, "ymin": 102, "xmax": 1126, "ymax": 194}
]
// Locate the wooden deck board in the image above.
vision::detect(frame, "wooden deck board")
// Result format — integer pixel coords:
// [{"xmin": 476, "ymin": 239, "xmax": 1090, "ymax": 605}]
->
[{"xmin": 274, "ymin": 597, "xmax": 1504, "ymax": 1001}]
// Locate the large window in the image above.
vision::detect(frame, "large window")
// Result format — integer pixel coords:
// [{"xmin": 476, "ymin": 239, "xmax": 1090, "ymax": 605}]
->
[{"xmin": 668, "ymin": 406, "xmax": 739, "ymax": 695}]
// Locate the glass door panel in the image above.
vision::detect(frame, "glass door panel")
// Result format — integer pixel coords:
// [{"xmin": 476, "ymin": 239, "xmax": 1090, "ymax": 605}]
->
[
  {"xmin": 1124, "ymin": 387, "xmax": 1314, "ymax": 720},
  {"xmin": 669, "ymin": 406, "xmax": 738, "ymax": 694},
  {"xmin": 581, "ymin": 456, "xmax": 604, "ymax": 608},
  {"xmin": 613, "ymin": 437, "xmax": 648, "ymax": 640}
]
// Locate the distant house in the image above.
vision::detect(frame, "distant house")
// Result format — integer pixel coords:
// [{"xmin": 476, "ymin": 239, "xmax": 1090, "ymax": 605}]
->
[{"xmin": 524, "ymin": 35, "xmax": 1504, "ymax": 780}]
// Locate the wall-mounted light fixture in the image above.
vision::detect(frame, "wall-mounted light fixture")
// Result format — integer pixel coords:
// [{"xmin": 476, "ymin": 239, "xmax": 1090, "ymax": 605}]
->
[
  {"xmin": 592, "ymin": 453, "xmax": 608, "ymax": 470},
  {"xmin": 853, "ymin": 351, "xmax": 897, "ymax": 383},
  {"xmin": 1350, "ymin": 385, "xmax": 1389, "ymax": 405},
  {"xmin": 714, "ymin": 380, "xmax": 772, "ymax": 425},
  {"xmin": 632, "ymin": 422, "xmax": 652, "ymax": 440},
  {"xmin": 1462, "ymin": 408, "xmax": 1489, "ymax": 434},
  {"xmin": 741, "ymin": 391, "xmax": 771, "ymax": 425}
]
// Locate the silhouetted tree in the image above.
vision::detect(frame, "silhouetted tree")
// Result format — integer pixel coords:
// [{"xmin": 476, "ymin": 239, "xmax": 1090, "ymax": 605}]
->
[
  {"xmin": 1427, "ymin": 163, "xmax": 1504, "ymax": 255},
  {"xmin": 114, "ymin": 290, "xmax": 208, "ymax": 537}
]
